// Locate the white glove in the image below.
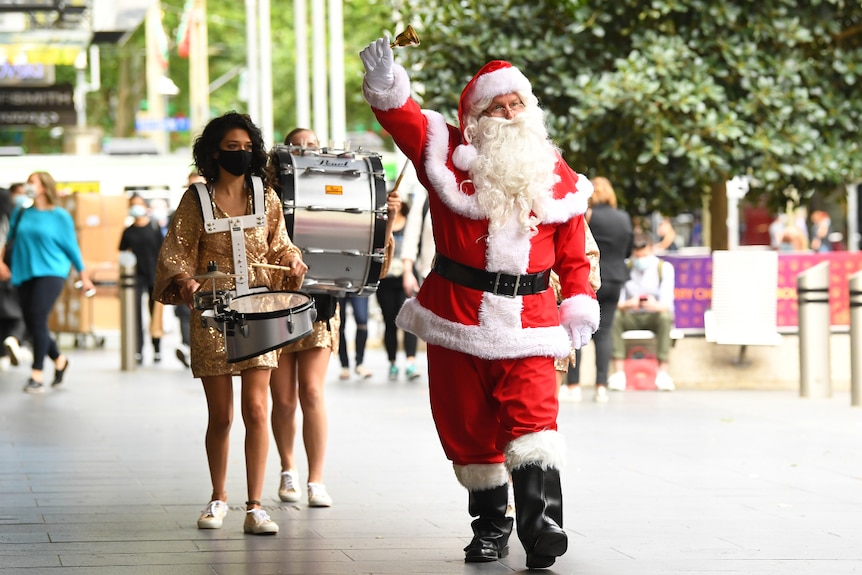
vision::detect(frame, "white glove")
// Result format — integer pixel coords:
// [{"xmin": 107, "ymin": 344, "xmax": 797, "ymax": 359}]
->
[
  {"xmin": 567, "ymin": 324, "xmax": 594, "ymax": 350},
  {"xmin": 559, "ymin": 295, "xmax": 600, "ymax": 350},
  {"xmin": 360, "ymin": 37, "xmax": 394, "ymax": 92}
]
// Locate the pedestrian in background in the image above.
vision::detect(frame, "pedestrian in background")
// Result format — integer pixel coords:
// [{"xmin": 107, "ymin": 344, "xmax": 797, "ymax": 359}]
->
[
  {"xmin": 337, "ymin": 293, "xmax": 372, "ymax": 380},
  {"xmin": 562, "ymin": 176, "xmax": 633, "ymax": 403},
  {"xmin": 0, "ymin": 171, "xmax": 94, "ymax": 393},
  {"xmin": 0, "ymin": 185, "xmax": 28, "ymax": 372},
  {"xmin": 376, "ymin": 197, "xmax": 420, "ymax": 381},
  {"xmin": 119, "ymin": 193, "xmax": 164, "ymax": 365}
]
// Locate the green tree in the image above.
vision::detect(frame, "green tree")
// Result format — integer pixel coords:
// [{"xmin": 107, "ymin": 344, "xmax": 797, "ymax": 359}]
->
[{"xmin": 395, "ymin": 0, "xmax": 862, "ymax": 248}]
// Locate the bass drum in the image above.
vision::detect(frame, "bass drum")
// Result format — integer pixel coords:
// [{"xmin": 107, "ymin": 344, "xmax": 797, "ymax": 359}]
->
[{"xmin": 272, "ymin": 145, "xmax": 388, "ymax": 296}]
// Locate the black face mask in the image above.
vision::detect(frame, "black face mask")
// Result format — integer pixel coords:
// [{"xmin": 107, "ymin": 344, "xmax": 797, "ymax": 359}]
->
[{"xmin": 217, "ymin": 149, "xmax": 253, "ymax": 176}]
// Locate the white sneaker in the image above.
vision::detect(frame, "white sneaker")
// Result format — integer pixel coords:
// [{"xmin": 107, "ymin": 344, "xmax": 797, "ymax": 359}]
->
[
  {"xmin": 655, "ymin": 370, "xmax": 676, "ymax": 391},
  {"xmin": 607, "ymin": 371, "xmax": 627, "ymax": 391},
  {"xmin": 594, "ymin": 385, "xmax": 609, "ymax": 403},
  {"xmin": 243, "ymin": 508, "xmax": 279, "ymax": 535},
  {"xmin": 559, "ymin": 385, "xmax": 582, "ymax": 403},
  {"xmin": 278, "ymin": 470, "xmax": 301, "ymax": 502},
  {"xmin": 307, "ymin": 482, "xmax": 333, "ymax": 507},
  {"xmin": 197, "ymin": 500, "xmax": 228, "ymax": 529},
  {"xmin": 3, "ymin": 336, "xmax": 21, "ymax": 367}
]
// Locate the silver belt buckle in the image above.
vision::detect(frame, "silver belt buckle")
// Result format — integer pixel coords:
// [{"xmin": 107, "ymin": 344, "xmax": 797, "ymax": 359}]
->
[{"xmin": 492, "ymin": 272, "xmax": 519, "ymax": 298}]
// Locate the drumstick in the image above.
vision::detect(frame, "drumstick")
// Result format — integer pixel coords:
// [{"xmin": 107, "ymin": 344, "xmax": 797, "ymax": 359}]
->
[
  {"xmin": 390, "ymin": 159, "xmax": 411, "ymax": 195},
  {"xmin": 250, "ymin": 262, "xmax": 294, "ymax": 272}
]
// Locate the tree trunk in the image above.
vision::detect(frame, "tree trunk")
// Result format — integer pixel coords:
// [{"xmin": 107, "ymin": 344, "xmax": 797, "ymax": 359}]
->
[{"xmin": 709, "ymin": 180, "xmax": 728, "ymax": 251}]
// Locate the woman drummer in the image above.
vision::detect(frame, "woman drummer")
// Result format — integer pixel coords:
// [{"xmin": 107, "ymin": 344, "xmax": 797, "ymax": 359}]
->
[
  {"xmin": 269, "ymin": 128, "xmax": 400, "ymax": 508},
  {"xmin": 153, "ymin": 112, "xmax": 307, "ymax": 535}
]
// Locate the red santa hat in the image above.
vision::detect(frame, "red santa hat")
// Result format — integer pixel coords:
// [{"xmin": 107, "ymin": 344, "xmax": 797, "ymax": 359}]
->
[{"xmin": 452, "ymin": 60, "xmax": 533, "ymax": 172}]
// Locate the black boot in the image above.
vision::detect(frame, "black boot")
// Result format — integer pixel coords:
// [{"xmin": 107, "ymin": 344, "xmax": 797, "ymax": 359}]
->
[
  {"xmin": 463, "ymin": 484, "xmax": 514, "ymax": 562},
  {"xmin": 511, "ymin": 464, "xmax": 567, "ymax": 569}
]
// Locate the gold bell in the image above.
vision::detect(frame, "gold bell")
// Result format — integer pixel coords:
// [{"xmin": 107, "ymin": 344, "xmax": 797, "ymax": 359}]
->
[{"xmin": 390, "ymin": 25, "xmax": 420, "ymax": 48}]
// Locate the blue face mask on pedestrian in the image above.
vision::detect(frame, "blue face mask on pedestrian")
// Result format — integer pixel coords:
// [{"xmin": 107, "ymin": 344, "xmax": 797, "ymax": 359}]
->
[{"xmin": 632, "ymin": 257, "xmax": 649, "ymax": 272}]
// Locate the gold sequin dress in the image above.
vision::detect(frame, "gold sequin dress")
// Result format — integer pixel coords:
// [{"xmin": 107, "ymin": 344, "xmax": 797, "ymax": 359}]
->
[{"xmin": 154, "ymin": 185, "xmax": 303, "ymax": 377}]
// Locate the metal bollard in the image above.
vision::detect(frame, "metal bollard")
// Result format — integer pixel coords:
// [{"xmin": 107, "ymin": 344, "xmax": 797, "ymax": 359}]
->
[
  {"xmin": 797, "ymin": 261, "xmax": 831, "ymax": 398},
  {"xmin": 849, "ymin": 271, "xmax": 862, "ymax": 406},
  {"xmin": 119, "ymin": 251, "xmax": 138, "ymax": 372}
]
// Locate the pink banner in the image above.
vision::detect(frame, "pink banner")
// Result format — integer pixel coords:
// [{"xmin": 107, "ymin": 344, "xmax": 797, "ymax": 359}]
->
[{"xmin": 663, "ymin": 252, "xmax": 862, "ymax": 330}]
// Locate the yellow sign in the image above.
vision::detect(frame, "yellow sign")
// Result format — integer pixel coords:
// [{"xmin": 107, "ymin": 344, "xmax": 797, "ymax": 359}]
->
[
  {"xmin": 0, "ymin": 45, "xmax": 82, "ymax": 66},
  {"xmin": 325, "ymin": 185, "xmax": 343, "ymax": 195},
  {"xmin": 58, "ymin": 181, "xmax": 100, "ymax": 195}
]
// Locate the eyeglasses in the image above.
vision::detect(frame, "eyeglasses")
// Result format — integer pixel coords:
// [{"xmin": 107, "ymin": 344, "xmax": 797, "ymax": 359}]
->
[{"xmin": 482, "ymin": 100, "xmax": 526, "ymax": 118}]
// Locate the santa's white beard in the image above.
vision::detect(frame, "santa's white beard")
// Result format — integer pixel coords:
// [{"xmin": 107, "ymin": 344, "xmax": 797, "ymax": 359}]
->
[{"xmin": 469, "ymin": 108, "xmax": 559, "ymax": 236}]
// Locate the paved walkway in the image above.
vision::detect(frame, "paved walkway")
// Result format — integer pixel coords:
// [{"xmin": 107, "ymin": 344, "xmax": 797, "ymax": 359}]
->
[{"xmin": 1, "ymin": 331, "xmax": 861, "ymax": 574}]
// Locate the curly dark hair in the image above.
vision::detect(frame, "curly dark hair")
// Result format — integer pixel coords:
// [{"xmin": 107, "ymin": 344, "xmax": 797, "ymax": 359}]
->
[{"xmin": 192, "ymin": 111, "xmax": 274, "ymax": 189}]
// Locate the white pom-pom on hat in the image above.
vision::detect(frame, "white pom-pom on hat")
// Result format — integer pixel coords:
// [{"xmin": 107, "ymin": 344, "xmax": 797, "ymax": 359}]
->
[{"xmin": 452, "ymin": 143, "xmax": 478, "ymax": 172}]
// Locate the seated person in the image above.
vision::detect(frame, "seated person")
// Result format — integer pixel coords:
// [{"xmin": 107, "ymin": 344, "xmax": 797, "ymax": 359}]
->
[{"xmin": 608, "ymin": 233, "xmax": 675, "ymax": 391}]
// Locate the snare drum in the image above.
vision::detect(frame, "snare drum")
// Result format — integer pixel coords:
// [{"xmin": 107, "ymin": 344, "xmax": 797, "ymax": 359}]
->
[
  {"xmin": 222, "ymin": 291, "xmax": 317, "ymax": 363},
  {"xmin": 271, "ymin": 146, "xmax": 388, "ymax": 296}
]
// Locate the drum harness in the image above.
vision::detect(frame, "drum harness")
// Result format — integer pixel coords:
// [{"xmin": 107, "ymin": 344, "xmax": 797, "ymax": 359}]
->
[{"xmin": 192, "ymin": 176, "xmax": 267, "ymax": 298}]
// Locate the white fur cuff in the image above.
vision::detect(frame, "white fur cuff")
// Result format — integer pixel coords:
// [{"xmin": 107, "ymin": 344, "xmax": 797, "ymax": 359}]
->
[
  {"xmin": 362, "ymin": 64, "xmax": 411, "ymax": 111},
  {"xmin": 504, "ymin": 430, "xmax": 567, "ymax": 471},
  {"xmin": 559, "ymin": 293, "xmax": 600, "ymax": 333},
  {"xmin": 453, "ymin": 463, "xmax": 509, "ymax": 491}
]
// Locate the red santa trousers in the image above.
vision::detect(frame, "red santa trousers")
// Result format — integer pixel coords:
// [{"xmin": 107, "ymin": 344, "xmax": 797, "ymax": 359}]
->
[{"xmin": 426, "ymin": 343, "xmax": 558, "ymax": 466}]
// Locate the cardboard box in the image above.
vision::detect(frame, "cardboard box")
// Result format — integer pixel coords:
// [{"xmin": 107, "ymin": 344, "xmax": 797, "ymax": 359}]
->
[
  {"xmin": 61, "ymin": 194, "xmax": 129, "ymax": 228},
  {"xmin": 77, "ymin": 226, "xmax": 124, "ymax": 264},
  {"xmin": 49, "ymin": 289, "xmax": 120, "ymax": 334}
]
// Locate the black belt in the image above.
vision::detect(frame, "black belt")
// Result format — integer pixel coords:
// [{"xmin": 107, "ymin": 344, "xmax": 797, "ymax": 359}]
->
[{"xmin": 431, "ymin": 253, "xmax": 551, "ymax": 298}]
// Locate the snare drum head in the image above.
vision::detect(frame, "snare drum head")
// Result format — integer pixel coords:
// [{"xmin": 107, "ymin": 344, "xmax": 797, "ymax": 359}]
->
[{"xmin": 229, "ymin": 292, "xmax": 310, "ymax": 315}]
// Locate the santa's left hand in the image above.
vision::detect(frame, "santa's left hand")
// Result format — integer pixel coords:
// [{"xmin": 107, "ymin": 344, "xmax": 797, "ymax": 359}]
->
[
  {"xmin": 567, "ymin": 324, "xmax": 594, "ymax": 350},
  {"xmin": 559, "ymin": 294, "xmax": 600, "ymax": 350}
]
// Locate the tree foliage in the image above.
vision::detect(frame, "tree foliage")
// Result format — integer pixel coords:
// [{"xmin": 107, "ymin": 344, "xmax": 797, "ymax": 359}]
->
[{"xmin": 395, "ymin": 0, "xmax": 862, "ymax": 214}]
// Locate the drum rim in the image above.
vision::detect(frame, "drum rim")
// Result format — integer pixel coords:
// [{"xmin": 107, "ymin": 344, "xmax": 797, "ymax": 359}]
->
[
  {"xmin": 225, "ymin": 324, "xmax": 314, "ymax": 363},
  {"xmin": 227, "ymin": 290, "xmax": 314, "ymax": 319}
]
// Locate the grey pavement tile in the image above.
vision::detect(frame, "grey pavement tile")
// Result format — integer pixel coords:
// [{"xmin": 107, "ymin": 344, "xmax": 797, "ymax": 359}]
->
[{"xmin": 3, "ymin": 338, "xmax": 862, "ymax": 575}]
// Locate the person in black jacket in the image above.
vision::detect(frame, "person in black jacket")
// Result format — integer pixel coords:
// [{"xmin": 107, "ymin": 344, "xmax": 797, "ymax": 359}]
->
[
  {"xmin": 561, "ymin": 177, "xmax": 633, "ymax": 403},
  {"xmin": 119, "ymin": 194, "xmax": 164, "ymax": 364}
]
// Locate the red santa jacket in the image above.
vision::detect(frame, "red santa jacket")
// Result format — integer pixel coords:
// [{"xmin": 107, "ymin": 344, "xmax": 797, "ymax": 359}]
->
[{"xmin": 365, "ymin": 65, "xmax": 599, "ymax": 360}]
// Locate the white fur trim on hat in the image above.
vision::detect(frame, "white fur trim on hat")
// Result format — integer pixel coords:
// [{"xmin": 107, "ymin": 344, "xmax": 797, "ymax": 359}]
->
[{"xmin": 470, "ymin": 66, "xmax": 532, "ymax": 108}]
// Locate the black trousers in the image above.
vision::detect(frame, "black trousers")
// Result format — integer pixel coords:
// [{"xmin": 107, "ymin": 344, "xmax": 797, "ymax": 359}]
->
[{"xmin": 568, "ymin": 280, "xmax": 624, "ymax": 385}]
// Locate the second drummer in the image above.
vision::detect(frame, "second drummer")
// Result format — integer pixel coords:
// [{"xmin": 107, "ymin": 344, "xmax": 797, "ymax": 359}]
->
[{"xmin": 269, "ymin": 127, "xmax": 400, "ymax": 509}]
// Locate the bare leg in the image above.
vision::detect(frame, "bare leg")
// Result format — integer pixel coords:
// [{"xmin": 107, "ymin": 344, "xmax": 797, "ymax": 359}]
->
[
  {"xmin": 201, "ymin": 375, "xmax": 234, "ymax": 502},
  {"xmin": 240, "ymin": 368, "xmax": 272, "ymax": 509},
  {"xmin": 297, "ymin": 347, "xmax": 331, "ymax": 483},
  {"xmin": 271, "ymin": 352, "xmax": 299, "ymax": 473}
]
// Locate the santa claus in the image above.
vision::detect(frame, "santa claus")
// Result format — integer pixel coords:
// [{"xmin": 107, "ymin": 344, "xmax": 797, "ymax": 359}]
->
[{"xmin": 361, "ymin": 38, "xmax": 599, "ymax": 569}]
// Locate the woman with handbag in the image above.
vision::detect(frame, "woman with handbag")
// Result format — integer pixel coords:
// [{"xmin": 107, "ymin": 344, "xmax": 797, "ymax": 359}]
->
[{"xmin": 0, "ymin": 172, "xmax": 95, "ymax": 393}]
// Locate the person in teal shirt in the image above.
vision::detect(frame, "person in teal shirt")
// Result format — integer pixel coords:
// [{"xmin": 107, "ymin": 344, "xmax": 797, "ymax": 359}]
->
[{"xmin": 0, "ymin": 171, "xmax": 94, "ymax": 394}]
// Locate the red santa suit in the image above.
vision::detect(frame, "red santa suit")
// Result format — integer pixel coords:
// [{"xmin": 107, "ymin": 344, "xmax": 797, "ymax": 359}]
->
[{"xmin": 364, "ymin": 59, "xmax": 599, "ymax": 490}]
